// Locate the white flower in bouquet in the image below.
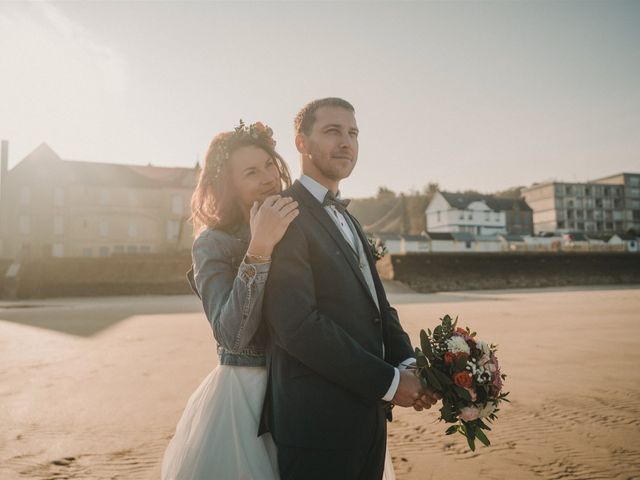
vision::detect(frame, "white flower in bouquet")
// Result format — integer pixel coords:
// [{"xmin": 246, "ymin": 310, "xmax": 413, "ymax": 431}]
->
[
  {"xmin": 446, "ymin": 336, "xmax": 470, "ymax": 355},
  {"xmin": 479, "ymin": 402, "xmax": 497, "ymax": 419},
  {"xmin": 476, "ymin": 339, "xmax": 491, "ymax": 355}
]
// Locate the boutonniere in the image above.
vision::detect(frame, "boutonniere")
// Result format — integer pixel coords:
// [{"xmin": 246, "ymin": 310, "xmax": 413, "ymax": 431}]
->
[{"xmin": 367, "ymin": 237, "xmax": 388, "ymax": 261}]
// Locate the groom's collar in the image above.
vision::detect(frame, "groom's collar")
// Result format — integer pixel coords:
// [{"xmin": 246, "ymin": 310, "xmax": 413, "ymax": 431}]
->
[{"xmin": 299, "ymin": 174, "xmax": 344, "ymax": 204}]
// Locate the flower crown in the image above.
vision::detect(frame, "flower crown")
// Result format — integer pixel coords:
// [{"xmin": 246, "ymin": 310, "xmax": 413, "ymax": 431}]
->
[{"xmin": 211, "ymin": 120, "xmax": 276, "ymax": 178}]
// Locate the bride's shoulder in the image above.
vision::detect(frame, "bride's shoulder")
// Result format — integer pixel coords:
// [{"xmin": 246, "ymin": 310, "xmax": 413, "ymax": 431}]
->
[{"xmin": 192, "ymin": 227, "xmax": 237, "ymax": 258}]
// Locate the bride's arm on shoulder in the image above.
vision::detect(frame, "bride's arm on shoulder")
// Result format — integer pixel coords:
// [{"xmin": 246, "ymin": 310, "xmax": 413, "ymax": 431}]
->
[{"xmin": 191, "ymin": 229, "xmax": 270, "ymax": 353}]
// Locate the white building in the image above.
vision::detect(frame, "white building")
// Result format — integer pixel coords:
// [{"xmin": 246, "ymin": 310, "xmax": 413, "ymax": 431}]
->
[
  {"xmin": 609, "ymin": 233, "xmax": 639, "ymax": 252},
  {"xmin": 401, "ymin": 234, "xmax": 429, "ymax": 253},
  {"xmin": 426, "ymin": 191, "xmax": 523, "ymax": 235},
  {"xmin": 473, "ymin": 234, "xmax": 503, "ymax": 252}
]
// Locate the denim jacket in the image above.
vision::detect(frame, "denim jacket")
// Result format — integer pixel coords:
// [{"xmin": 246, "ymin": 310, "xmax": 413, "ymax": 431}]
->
[{"xmin": 187, "ymin": 224, "xmax": 270, "ymax": 366}]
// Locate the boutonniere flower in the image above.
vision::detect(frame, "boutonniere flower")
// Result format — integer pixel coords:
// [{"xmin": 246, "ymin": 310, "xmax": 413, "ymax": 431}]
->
[{"xmin": 367, "ymin": 237, "xmax": 388, "ymax": 261}]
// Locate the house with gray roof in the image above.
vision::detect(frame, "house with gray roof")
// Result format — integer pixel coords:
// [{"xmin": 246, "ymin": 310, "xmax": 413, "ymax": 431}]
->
[{"xmin": 425, "ymin": 191, "xmax": 533, "ymax": 236}]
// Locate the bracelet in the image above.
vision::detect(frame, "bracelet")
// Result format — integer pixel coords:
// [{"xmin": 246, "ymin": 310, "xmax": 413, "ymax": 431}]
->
[{"xmin": 245, "ymin": 251, "xmax": 272, "ymax": 262}]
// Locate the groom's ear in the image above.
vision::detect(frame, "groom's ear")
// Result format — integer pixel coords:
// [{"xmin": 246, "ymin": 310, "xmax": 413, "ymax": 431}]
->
[{"xmin": 294, "ymin": 133, "xmax": 307, "ymax": 154}]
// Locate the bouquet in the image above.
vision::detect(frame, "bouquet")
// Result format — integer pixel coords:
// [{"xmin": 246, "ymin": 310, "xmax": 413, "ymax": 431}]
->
[{"xmin": 413, "ymin": 315, "xmax": 509, "ymax": 451}]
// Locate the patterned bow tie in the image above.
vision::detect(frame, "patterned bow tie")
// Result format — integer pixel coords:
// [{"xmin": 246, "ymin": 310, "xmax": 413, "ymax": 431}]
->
[{"xmin": 322, "ymin": 190, "xmax": 351, "ymax": 213}]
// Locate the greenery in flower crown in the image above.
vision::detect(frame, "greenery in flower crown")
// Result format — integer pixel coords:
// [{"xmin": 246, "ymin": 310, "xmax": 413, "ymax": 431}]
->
[{"xmin": 211, "ymin": 119, "xmax": 276, "ymax": 178}]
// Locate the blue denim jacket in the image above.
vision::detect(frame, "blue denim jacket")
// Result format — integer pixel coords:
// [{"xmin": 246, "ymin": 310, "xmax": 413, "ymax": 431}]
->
[{"xmin": 188, "ymin": 224, "xmax": 270, "ymax": 366}]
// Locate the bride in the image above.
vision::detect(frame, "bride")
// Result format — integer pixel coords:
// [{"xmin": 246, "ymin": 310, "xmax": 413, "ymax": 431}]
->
[{"xmin": 161, "ymin": 121, "xmax": 397, "ymax": 479}]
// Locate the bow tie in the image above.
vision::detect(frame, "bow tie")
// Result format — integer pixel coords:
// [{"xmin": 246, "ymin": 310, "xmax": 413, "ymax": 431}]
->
[{"xmin": 322, "ymin": 190, "xmax": 351, "ymax": 213}]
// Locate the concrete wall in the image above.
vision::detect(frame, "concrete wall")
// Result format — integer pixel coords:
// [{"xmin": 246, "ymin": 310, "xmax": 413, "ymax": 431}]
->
[
  {"xmin": 389, "ymin": 252, "xmax": 640, "ymax": 293},
  {"xmin": 4, "ymin": 251, "xmax": 639, "ymax": 299},
  {"xmin": 1, "ymin": 254, "xmax": 193, "ymax": 299}
]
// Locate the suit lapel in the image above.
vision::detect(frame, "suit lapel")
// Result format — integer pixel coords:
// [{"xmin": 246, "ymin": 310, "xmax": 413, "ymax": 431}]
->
[
  {"xmin": 290, "ymin": 181, "xmax": 379, "ymax": 309},
  {"xmin": 347, "ymin": 212, "xmax": 385, "ymax": 306}
]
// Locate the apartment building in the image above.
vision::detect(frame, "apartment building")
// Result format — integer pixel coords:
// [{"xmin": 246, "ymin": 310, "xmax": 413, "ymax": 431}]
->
[
  {"xmin": 0, "ymin": 142, "xmax": 198, "ymax": 259},
  {"xmin": 522, "ymin": 173, "xmax": 640, "ymax": 234}
]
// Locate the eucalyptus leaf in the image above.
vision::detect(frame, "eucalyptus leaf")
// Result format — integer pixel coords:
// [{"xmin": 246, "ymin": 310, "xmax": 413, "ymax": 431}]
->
[
  {"xmin": 475, "ymin": 427, "xmax": 491, "ymax": 447},
  {"xmin": 425, "ymin": 368, "xmax": 443, "ymax": 391},
  {"xmin": 432, "ymin": 367, "xmax": 454, "ymax": 386},
  {"xmin": 453, "ymin": 385, "xmax": 472, "ymax": 401}
]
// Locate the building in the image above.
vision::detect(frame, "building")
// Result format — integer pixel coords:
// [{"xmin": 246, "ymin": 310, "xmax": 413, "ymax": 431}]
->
[
  {"xmin": 522, "ymin": 173, "xmax": 640, "ymax": 235},
  {"xmin": 0, "ymin": 142, "xmax": 197, "ymax": 259},
  {"xmin": 425, "ymin": 191, "xmax": 533, "ymax": 236},
  {"xmin": 400, "ymin": 234, "xmax": 429, "ymax": 253},
  {"xmin": 609, "ymin": 233, "xmax": 639, "ymax": 253},
  {"xmin": 372, "ymin": 233, "xmax": 402, "ymax": 254}
]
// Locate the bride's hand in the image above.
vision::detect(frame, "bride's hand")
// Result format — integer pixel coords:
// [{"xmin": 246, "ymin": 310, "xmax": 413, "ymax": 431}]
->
[{"xmin": 247, "ymin": 195, "xmax": 299, "ymax": 258}]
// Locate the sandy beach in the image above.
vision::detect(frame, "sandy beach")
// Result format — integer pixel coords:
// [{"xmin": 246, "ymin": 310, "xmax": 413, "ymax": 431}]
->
[{"xmin": 1, "ymin": 285, "xmax": 639, "ymax": 480}]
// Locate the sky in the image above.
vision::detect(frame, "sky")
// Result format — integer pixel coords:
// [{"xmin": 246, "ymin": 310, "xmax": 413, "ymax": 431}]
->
[{"xmin": 0, "ymin": 0, "xmax": 639, "ymax": 198}]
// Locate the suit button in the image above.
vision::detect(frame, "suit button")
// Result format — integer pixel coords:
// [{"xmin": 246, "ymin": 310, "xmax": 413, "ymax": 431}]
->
[{"xmin": 372, "ymin": 317, "xmax": 381, "ymax": 323}]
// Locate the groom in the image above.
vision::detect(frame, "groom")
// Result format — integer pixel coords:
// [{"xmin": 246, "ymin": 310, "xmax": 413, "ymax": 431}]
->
[{"xmin": 260, "ymin": 98, "xmax": 439, "ymax": 479}]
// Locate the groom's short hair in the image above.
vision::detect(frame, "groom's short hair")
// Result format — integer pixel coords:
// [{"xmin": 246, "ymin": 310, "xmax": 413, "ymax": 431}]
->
[{"xmin": 294, "ymin": 97, "xmax": 355, "ymax": 135}]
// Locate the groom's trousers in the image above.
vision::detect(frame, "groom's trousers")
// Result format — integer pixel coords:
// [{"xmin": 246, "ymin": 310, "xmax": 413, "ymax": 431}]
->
[{"xmin": 276, "ymin": 403, "xmax": 387, "ymax": 480}]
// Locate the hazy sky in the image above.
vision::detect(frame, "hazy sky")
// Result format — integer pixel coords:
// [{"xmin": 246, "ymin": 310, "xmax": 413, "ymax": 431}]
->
[{"xmin": 1, "ymin": 0, "xmax": 638, "ymax": 198}]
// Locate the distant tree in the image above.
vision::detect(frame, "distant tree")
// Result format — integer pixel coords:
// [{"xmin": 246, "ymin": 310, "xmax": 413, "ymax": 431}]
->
[
  {"xmin": 422, "ymin": 182, "xmax": 440, "ymax": 196},
  {"xmin": 494, "ymin": 186, "xmax": 524, "ymax": 198},
  {"xmin": 377, "ymin": 186, "xmax": 396, "ymax": 199}
]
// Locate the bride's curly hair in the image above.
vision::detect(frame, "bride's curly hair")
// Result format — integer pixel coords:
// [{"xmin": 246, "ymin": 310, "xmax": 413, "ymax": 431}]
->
[{"xmin": 190, "ymin": 122, "xmax": 292, "ymax": 236}]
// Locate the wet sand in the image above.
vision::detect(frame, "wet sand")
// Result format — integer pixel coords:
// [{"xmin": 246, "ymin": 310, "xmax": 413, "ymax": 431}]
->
[{"xmin": 1, "ymin": 285, "xmax": 639, "ymax": 479}]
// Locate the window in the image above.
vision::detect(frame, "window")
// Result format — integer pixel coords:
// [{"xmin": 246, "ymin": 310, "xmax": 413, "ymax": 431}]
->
[
  {"xmin": 167, "ymin": 220, "xmax": 180, "ymax": 240},
  {"xmin": 52, "ymin": 244, "xmax": 64, "ymax": 257},
  {"xmin": 468, "ymin": 212, "xmax": 473, "ymax": 220},
  {"xmin": 485, "ymin": 211, "xmax": 490, "ymax": 221},
  {"xmin": 140, "ymin": 245, "xmax": 151, "ymax": 253},
  {"xmin": 20, "ymin": 187, "xmax": 30, "ymax": 205},
  {"xmin": 114, "ymin": 245, "xmax": 125, "ymax": 254},
  {"xmin": 128, "ymin": 221, "xmax": 138, "ymax": 237},
  {"xmin": 100, "ymin": 189, "xmax": 110, "ymax": 205},
  {"xmin": 585, "ymin": 187, "xmax": 591, "ymax": 196},
  {"xmin": 437, "ymin": 211, "xmax": 441, "ymax": 222},
  {"xmin": 54, "ymin": 187, "xmax": 64, "ymax": 207},
  {"xmin": 83, "ymin": 248, "xmax": 92, "ymax": 257},
  {"xmin": 99, "ymin": 221, "xmax": 109, "ymax": 237},
  {"xmin": 565, "ymin": 186, "xmax": 573, "ymax": 195},
  {"xmin": 99, "ymin": 247, "xmax": 109, "ymax": 257},
  {"xmin": 172, "ymin": 195, "xmax": 183, "ymax": 215},
  {"xmin": 19, "ymin": 216, "xmax": 30, "ymax": 235},
  {"xmin": 53, "ymin": 216, "xmax": 64, "ymax": 235},
  {"xmin": 127, "ymin": 245, "xmax": 138, "ymax": 254},
  {"xmin": 459, "ymin": 211, "xmax": 464, "ymax": 220}
]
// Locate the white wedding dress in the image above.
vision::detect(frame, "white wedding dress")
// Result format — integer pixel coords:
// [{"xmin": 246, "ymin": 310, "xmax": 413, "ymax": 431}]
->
[{"xmin": 161, "ymin": 365, "xmax": 396, "ymax": 479}]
